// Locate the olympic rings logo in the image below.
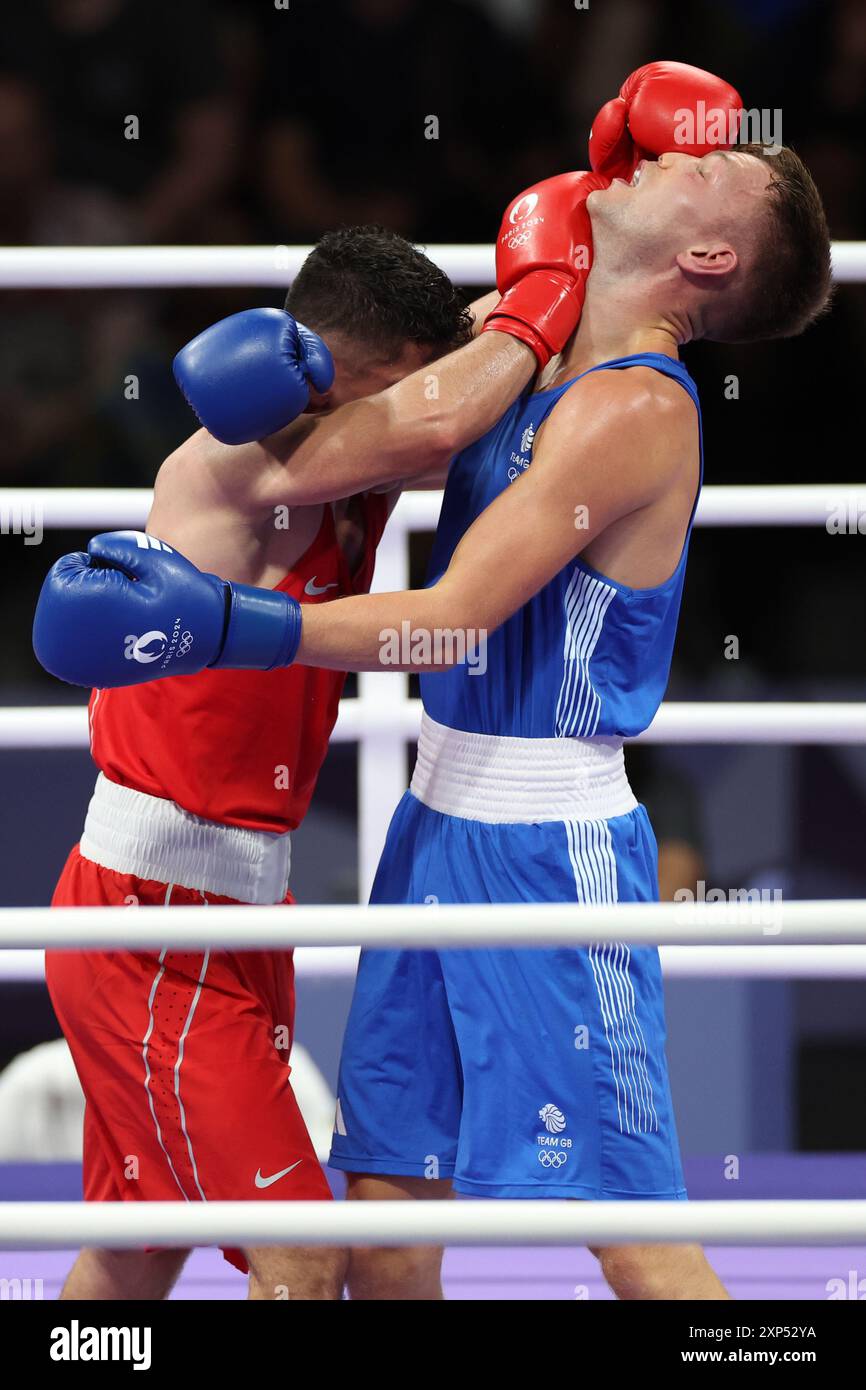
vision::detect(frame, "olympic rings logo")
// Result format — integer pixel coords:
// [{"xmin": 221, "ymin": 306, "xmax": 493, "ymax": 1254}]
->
[
  {"xmin": 537, "ymin": 1150, "xmax": 568, "ymax": 1168},
  {"xmin": 508, "ymin": 230, "xmax": 531, "ymax": 249},
  {"xmin": 177, "ymin": 631, "xmax": 194, "ymax": 656}
]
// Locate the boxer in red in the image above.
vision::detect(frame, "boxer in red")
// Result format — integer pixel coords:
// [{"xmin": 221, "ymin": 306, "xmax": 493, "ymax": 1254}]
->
[{"xmin": 46, "ymin": 226, "xmax": 476, "ymax": 1300}]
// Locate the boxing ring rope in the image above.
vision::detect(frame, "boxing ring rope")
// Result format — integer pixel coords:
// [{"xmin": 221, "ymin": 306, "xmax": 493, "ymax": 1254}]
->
[
  {"xmin": 1, "ymin": 241, "xmax": 865, "ymax": 286},
  {"xmin": 1, "ymin": 1199, "xmax": 865, "ymax": 1249},
  {"xmin": 5, "ymin": 944, "xmax": 866, "ymax": 985},
  {"xmin": 2, "ymin": 900, "xmax": 865, "ymax": 949},
  {"xmin": 2, "ymin": 482, "xmax": 865, "ymax": 530},
  {"xmin": 3, "ymin": 701, "xmax": 866, "ymax": 749}
]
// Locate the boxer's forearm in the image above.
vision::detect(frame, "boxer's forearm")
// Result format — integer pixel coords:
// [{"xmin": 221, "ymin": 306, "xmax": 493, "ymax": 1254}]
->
[
  {"xmin": 163, "ymin": 296, "xmax": 521, "ymax": 513},
  {"xmin": 252, "ymin": 332, "xmax": 536, "ymax": 507},
  {"xmin": 294, "ymin": 457, "xmax": 562, "ymax": 673},
  {"xmin": 296, "ymin": 587, "xmax": 463, "ymax": 672}
]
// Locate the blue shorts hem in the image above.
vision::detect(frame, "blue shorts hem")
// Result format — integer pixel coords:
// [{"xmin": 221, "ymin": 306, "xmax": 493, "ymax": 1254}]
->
[{"xmin": 328, "ymin": 1152, "xmax": 456, "ymax": 1180}]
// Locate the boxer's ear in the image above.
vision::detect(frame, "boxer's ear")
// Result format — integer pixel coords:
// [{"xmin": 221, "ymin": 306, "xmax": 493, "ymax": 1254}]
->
[{"xmin": 676, "ymin": 243, "xmax": 738, "ymax": 279}]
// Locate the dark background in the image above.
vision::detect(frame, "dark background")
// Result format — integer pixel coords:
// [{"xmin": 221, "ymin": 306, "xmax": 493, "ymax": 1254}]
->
[{"xmin": 0, "ymin": 0, "xmax": 864, "ymax": 1155}]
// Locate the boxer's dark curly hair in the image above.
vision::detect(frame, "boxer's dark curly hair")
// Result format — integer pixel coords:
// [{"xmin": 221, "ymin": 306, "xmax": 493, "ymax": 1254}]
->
[{"xmin": 285, "ymin": 225, "xmax": 473, "ymax": 360}]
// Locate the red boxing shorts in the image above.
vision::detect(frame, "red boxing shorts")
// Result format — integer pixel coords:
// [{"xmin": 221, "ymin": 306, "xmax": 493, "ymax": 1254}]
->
[{"xmin": 47, "ymin": 845, "xmax": 332, "ymax": 1274}]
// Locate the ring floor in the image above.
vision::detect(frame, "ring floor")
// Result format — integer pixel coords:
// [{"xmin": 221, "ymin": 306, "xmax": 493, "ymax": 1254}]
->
[{"xmin": 1, "ymin": 1156, "xmax": 864, "ymax": 1300}]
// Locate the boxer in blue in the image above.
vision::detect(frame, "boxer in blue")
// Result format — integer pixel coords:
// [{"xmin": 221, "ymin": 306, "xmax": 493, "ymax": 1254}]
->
[{"xmin": 35, "ymin": 117, "xmax": 831, "ymax": 1297}]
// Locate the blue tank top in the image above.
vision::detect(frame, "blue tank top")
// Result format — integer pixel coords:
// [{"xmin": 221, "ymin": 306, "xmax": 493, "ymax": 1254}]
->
[{"xmin": 420, "ymin": 353, "xmax": 703, "ymax": 739}]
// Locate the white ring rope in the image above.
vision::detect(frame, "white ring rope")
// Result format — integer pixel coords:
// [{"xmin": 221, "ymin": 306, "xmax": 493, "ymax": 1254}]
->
[
  {"xmin": 0, "ymin": 1199, "xmax": 863, "ymax": 1248},
  {"xmin": 3, "ymin": 702, "xmax": 865, "ymax": 749},
  {"xmin": 0, "ymin": 900, "xmax": 863, "ymax": 950},
  {"xmin": 4, "ymin": 944, "xmax": 866, "ymax": 986},
  {"xmin": 1, "ymin": 242, "xmax": 864, "ymax": 287},
  {"xmin": 0, "ymin": 244, "xmax": 497, "ymax": 289},
  {"xmin": 3, "ymin": 483, "xmax": 864, "ymax": 531}
]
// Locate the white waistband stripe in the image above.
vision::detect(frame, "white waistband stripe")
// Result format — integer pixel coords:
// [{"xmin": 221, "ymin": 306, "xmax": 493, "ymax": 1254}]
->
[
  {"xmin": 410, "ymin": 713, "xmax": 637, "ymax": 824},
  {"xmin": 80, "ymin": 774, "xmax": 291, "ymax": 904}
]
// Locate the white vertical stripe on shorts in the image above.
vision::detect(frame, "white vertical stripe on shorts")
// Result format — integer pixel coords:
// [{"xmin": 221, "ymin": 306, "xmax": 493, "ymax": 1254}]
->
[{"xmin": 564, "ymin": 818, "xmax": 659, "ymax": 1135}]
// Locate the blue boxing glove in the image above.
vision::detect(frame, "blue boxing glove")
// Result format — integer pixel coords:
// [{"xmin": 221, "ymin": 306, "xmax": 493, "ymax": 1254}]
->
[
  {"xmin": 173, "ymin": 307, "xmax": 335, "ymax": 444},
  {"xmin": 33, "ymin": 531, "xmax": 302, "ymax": 689}
]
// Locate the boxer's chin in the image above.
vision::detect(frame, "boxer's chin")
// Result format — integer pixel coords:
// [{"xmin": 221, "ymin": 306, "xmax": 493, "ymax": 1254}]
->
[
  {"xmin": 587, "ymin": 183, "xmax": 627, "ymax": 211},
  {"xmin": 585, "ymin": 185, "xmax": 621, "ymax": 228}
]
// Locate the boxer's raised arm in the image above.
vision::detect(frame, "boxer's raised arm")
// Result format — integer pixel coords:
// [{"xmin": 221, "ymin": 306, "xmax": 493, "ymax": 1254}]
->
[
  {"xmin": 247, "ymin": 330, "xmax": 535, "ymax": 507},
  {"xmin": 252, "ymin": 289, "xmax": 512, "ymax": 499},
  {"xmin": 161, "ymin": 320, "xmax": 533, "ymax": 516}
]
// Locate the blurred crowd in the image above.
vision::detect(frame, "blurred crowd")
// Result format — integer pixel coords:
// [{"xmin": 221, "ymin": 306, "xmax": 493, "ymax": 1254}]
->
[
  {"xmin": 4, "ymin": 0, "xmax": 866, "ymax": 252},
  {"xmin": 1, "ymin": 0, "xmax": 865, "ymax": 689}
]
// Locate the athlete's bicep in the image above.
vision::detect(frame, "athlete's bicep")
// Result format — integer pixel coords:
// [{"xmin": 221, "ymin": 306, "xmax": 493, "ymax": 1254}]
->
[
  {"xmin": 168, "ymin": 401, "xmax": 421, "ymax": 517},
  {"xmin": 154, "ymin": 420, "xmax": 315, "ymax": 519},
  {"xmin": 227, "ymin": 333, "xmax": 533, "ymax": 509}
]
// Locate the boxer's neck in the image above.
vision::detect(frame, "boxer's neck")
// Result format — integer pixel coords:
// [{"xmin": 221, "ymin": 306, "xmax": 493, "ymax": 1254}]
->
[{"xmin": 548, "ymin": 262, "xmax": 693, "ymax": 384}]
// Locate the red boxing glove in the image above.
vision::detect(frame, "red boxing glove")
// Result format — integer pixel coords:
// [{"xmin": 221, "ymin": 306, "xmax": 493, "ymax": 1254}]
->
[
  {"xmin": 589, "ymin": 61, "xmax": 743, "ymax": 183},
  {"xmin": 481, "ymin": 170, "xmax": 609, "ymax": 368}
]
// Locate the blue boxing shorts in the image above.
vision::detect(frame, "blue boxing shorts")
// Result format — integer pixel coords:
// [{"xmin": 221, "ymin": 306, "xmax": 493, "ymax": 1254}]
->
[{"xmin": 330, "ymin": 717, "xmax": 686, "ymax": 1202}]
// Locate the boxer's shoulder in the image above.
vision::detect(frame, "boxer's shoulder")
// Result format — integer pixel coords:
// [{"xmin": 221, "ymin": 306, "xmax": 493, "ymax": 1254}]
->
[
  {"xmin": 559, "ymin": 359, "xmax": 689, "ymax": 412},
  {"xmin": 525, "ymin": 362, "xmax": 697, "ymax": 522},
  {"xmin": 551, "ymin": 362, "xmax": 695, "ymax": 456}
]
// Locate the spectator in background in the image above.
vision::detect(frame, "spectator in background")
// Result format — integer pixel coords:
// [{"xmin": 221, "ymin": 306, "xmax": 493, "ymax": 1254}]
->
[
  {"xmin": 1, "ymin": 0, "xmax": 238, "ymax": 244},
  {"xmin": 254, "ymin": 0, "xmax": 557, "ymax": 243},
  {"xmin": 627, "ymin": 748, "xmax": 707, "ymax": 904},
  {"xmin": 0, "ymin": 74, "xmax": 104, "ymax": 483},
  {"xmin": 0, "ymin": 70, "xmax": 182, "ymax": 489},
  {"xmin": 530, "ymin": 0, "xmax": 660, "ymax": 155},
  {"xmin": 800, "ymin": 0, "xmax": 866, "ymax": 239},
  {"xmin": 0, "ymin": 72, "xmax": 130, "ymax": 245},
  {"xmin": 823, "ymin": 0, "xmax": 866, "ymax": 121}
]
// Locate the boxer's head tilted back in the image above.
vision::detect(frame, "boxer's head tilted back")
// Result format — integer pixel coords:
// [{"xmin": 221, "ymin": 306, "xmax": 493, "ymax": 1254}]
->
[
  {"xmin": 586, "ymin": 143, "xmax": 832, "ymax": 345},
  {"xmin": 285, "ymin": 225, "xmax": 473, "ymax": 410}
]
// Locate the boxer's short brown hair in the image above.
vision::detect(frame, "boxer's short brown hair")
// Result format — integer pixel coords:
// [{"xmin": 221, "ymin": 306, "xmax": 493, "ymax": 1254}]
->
[{"xmin": 709, "ymin": 143, "xmax": 833, "ymax": 343}]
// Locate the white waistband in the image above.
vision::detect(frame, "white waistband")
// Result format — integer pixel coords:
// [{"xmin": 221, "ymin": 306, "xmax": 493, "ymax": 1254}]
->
[
  {"xmin": 409, "ymin": 712, "xmax": 638, "ymax": 824},
  {"xmin": 79, "ymin": 773, "xmax": 291, "ymax": 905}
]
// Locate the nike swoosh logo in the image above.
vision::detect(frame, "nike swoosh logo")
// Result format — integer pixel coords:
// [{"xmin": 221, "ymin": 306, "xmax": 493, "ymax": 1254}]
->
[
  {"xmin": 304, "ymin": 577, "xmax": 339, "ymax": 596},
  {"xmin": 254, "ymin": 1160, "xmax": 303, "ymax": 1189}
]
